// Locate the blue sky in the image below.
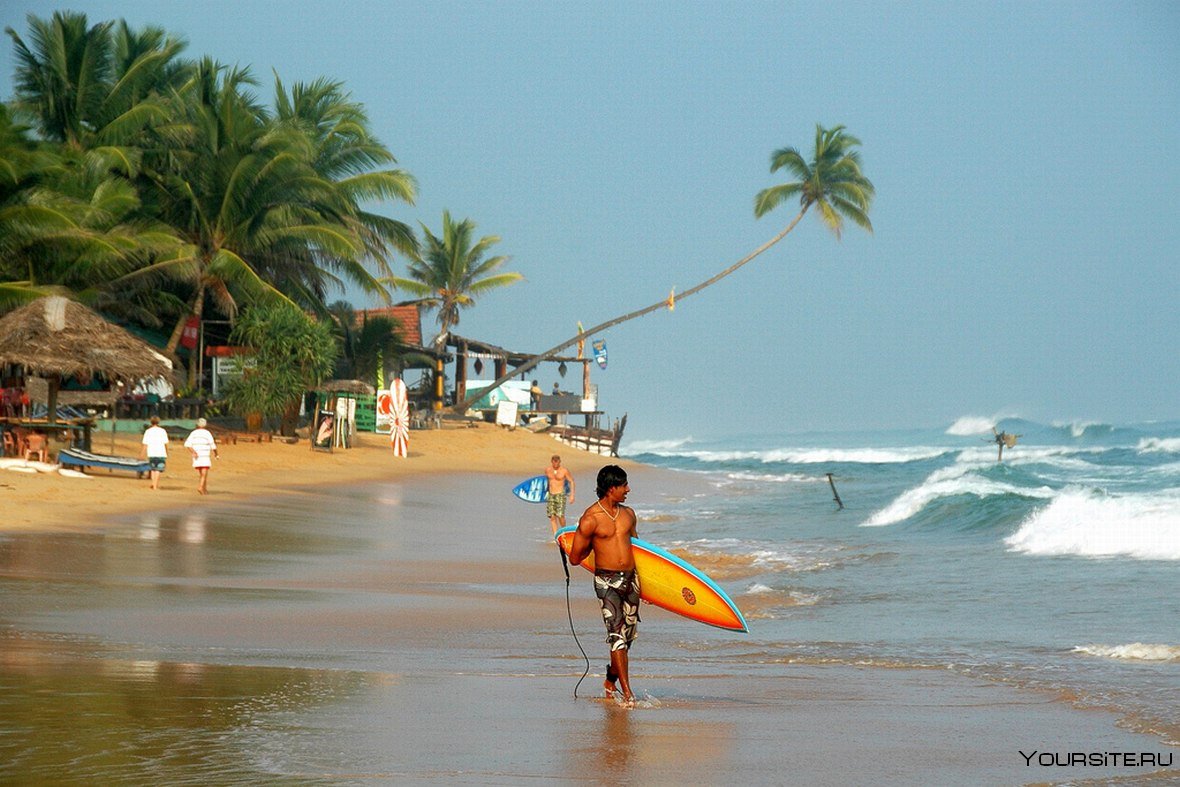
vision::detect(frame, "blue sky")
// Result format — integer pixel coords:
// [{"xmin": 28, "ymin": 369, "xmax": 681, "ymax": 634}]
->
[{"xmin": 4, "ymin": 2, "xmax": 1178, "ymax": 441}]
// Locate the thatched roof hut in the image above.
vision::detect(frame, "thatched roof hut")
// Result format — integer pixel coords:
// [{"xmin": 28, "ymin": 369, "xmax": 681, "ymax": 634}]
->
[
  {"xmin": 0, "ymin": 296, "xmax": 173, "ymax": 422},
  {"xmin": 318, "ymin": 379, "xmax": 376, "ymax": 395}
]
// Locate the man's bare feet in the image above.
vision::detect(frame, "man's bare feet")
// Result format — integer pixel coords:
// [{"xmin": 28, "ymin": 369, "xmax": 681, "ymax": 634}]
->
[{"xmin": 603, "ymin": 678, "xmax": 616, "ymax": 698}]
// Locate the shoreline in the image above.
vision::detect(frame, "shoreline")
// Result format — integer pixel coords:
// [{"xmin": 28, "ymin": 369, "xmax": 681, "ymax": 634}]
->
[{"xmin": 1, "ymin": 422, "xmax": 641, "ymax": 533}]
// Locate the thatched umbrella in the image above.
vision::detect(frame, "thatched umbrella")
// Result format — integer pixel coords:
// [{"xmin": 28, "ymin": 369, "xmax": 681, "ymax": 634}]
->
[
  {"xmin": 0, "ymin": 296, "xmax": 173, "ymax": 424},
  {"xmin": 319, "ymin": 379, "xmax": 376, "ymax": 395}
]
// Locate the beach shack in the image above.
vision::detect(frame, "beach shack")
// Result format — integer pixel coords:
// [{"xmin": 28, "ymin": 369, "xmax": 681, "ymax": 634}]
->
[
  {"xmin": 0, "ymin": 297, "xmax": 175, "ymax": 457},
  {"xmin": 445, "ymin": 333, "xmax": 626, "ymax": 455}
]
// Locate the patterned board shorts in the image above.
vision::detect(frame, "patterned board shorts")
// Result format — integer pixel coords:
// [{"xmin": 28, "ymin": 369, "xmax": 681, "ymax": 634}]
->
[
  {"xmin": 546, "ymin": 491, "xmax": 566, "ymax": 519},
  {"xmin": 594, "ymin": 569, "xmax": 641, "ymax": 651},
  {"xmin": 149, "ymin": 457, "xmax": 166, "ymax": 471}
]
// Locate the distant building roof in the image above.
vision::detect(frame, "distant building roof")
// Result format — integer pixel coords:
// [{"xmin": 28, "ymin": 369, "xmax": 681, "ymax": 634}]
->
[{"xmin": 357, "ymin": 304, "xmax": 424, "ymax": 347}]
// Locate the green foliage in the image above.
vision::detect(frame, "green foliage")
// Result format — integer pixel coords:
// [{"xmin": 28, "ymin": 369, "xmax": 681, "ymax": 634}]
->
[
  {"xmin": 754, "ymin": 124, "xmax": 875, "ymax": 239},
  {"xmin": 221, "ymin": 303, "xmax": 337, "ymax": 419},
  {"xmin": 384, "ymin": 210, "xmax": 521, "ymax": 344},
  {"xmin": 1, "ymin": 10, "xmax": 419, "ymax": 358}
]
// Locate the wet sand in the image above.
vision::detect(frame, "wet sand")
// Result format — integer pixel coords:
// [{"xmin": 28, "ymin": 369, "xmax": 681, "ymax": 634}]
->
[{"xmin": 1, "ymin": 431, "xmax": 1174, "ymax": 783}]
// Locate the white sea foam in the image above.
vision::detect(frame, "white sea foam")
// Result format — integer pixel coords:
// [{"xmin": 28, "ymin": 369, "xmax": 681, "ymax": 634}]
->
[
  {"xmin": 1073, "ymin": 643, "xmax": 1180, "ymax": 662},
  {"xmin": 945, "ymin": 416, "xmax": 997, "ymax": 436},
  {"xmin": 1052, "ymin": 419, "xmax": 1107, "ymax": 439},
  {"xmin": 665, "ymin": 446, "xmax": 951, "ymax": 464},
  {"xmin": 624, "ymin": 436, "xmax": 694, "ymax": 454},
  {"xmin": 863, "ymin": 465, "xmax": 1054, "ymax": 526},
  {"xmin": 1137, "ymin": 436, "xmax": 1180, "ymax": 454},
  {"xmin": 1005, "ymin": 489, "xmax": 1180, "ymax": 560},
  {"xmin": 721, "ymin": 471, "xmax": 813, "ymax": 484}
]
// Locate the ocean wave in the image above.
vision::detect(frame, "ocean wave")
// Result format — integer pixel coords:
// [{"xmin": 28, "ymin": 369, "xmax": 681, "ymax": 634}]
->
[
  {"xmin": 719, "ymin": 471, "xmax": 814, "ymax": 484},
  {"xmin": 1005, "ymin": 489, "xmax": 1180, "ymax": 560},
  {"xmin": 946, "ymin": 415, "xmax": 999, "ymax": 436},
  {"xmin": 667, "ymin": 538, "xmax": 845, "ymax": 576},
  {"xmin": 635, "ymin": 446, "xmax": 952, "ymax": 465},
  {"xmin": 1051, "ymin": 420, "xmax": 1115, "ymax": 439},
  {"xmin": 1137, "ymin": 437, "xmax": 1180, "ymax": 454},
  {"xmin": 863, "ymin": 465, "xmax": 1054, "ymax": 527},
  {"xmin": 1073, "ymin": 643, "xmax": 1180, "ymax": 662},
  {"xmin": 624, "ymin": 436, "xmax": 694, "ymax": 454}
]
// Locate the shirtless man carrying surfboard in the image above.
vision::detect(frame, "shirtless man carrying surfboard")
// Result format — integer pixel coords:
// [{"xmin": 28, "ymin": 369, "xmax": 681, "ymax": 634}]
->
[
  {"xmin": 545, "ymin": 454, "xmax": 576, "ymax": 534},
  {"xmin": 569, "ymin": 465, "xmax": 640, "ymax": 706}
]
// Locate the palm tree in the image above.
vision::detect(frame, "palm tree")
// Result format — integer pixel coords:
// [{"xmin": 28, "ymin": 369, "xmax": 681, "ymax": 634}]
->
[
  {"xmin": 6, "ymin": 11, "xmax": 188, "ymax": 157},
  {"xmin": 272, "ymin": 75, "xmax": 418, "ymax": 278},
  {"xmin": 2, "ymin": 12, "xmax": 190, "ymax": 314},
  {"xmin": 124, "ymin": 59, "xmax": 373, "ymax": 383},
  {"xmin": 0, "ymin": 104, "xmax": 179, "ymax": 313},
  {"xmin": 384, "ymin": 211, "xmax": 521, "ymax": 348},
  {"xmin": 450, "ymin": 123, "xmax": 873, "ymax": 413}
]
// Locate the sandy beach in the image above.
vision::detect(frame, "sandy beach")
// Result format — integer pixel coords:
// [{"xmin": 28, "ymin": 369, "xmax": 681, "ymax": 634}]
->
[
  {"xmin": 1, "ymin": 424, "xmax": 1175, "ymax": 784},
  {"xmin": 1, "ymin": 421, "xmax": 624, "ymax": 533}
]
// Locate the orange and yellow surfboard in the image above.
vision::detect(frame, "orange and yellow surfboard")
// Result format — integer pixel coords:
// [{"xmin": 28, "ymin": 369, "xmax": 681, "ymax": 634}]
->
[{"xmin": 555, "ymin": 525, "xmax": 748, "ymax": 633}]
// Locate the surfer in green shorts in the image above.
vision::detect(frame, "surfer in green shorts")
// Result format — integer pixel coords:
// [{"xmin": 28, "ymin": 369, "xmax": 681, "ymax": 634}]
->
[
  {"xmin": 569, "ymin": 465, "xmax": 639, "ymax": 706},
  {"xmin": 545, "ymin": 454, "xmax": 576, "ymax": 534}
]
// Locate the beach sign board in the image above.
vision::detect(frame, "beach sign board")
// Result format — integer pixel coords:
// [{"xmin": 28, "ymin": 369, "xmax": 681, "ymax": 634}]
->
[
  {"xmin": 375, "ymin": 389, "xmax": 393, "ymax": 433},
  {"xmin": 312, "ymin": 409, "xmax": 334, "ymax": 452}
]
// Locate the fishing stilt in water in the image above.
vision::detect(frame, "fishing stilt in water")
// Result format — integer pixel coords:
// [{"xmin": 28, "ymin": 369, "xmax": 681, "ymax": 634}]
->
[{"xmin": 826, "ymin": 473, "xmax": 844, "ymax": 510}]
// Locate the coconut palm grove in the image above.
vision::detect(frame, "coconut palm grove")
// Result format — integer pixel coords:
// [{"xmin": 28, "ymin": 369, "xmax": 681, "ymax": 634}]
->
[{"xmin": 0, "ymin": 10, "xmax": 869, "ymax": 426}]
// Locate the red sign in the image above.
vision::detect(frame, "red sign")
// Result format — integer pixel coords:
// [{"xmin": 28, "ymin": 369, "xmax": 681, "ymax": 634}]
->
[{"xmin": 180, "ymin": 316, "xmax": 200, "ymax": 350}]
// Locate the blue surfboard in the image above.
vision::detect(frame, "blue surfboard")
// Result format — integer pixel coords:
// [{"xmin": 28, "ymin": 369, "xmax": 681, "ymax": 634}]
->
[
  {"xmin": 512, "ymin": 475, "xmax": 549, "ymax": 503},
  {"xmin": 512, "ymin": 475, "xmax": 570, "ymax": 503}
]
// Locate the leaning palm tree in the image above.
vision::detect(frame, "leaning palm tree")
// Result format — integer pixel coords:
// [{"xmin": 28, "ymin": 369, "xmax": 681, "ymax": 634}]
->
[
  {"xmin": 384, "ymin": 211, "xmax": 521, "ymax": 348},
  {"xmin": 451, "ymin": 123, "xmax": 873, "ymax": 413}
]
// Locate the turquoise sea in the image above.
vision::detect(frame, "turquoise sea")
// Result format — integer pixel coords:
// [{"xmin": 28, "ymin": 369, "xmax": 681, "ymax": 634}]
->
[{"xmin": 621, "ymin": 417, "xmax": 1180, "ymax": 746}]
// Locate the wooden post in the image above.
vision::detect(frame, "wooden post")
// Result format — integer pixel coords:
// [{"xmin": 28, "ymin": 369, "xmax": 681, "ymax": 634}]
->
[
  {"xmin": 826, "ymin": 473, "xmax": 844, "ymax": 510},
  {"xmin": 432, "ymin": 357, "xmax": 444, "ymax": 411},
  {"xmin": 455, "ymin": 341, "xmax": 468, "ymax": 403}
]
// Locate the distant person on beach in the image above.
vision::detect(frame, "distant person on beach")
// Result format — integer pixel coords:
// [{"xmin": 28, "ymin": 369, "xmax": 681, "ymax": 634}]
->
[
  {"xmin": 183, "ymin": 418, "xmax": 219, "ymax": 495},
  {"xmin": 552, "ymin": 382, "xmax": 561, "ymax": 395},
  {"xmin": 530, "ymin": 380, "xmax": 543, "ymax": 410},
  {"xmin": 545, "ymin": 454, "xmax": 576, "ymax": 534},
  {"xmin": 568, "ymin": 464, "xmax": 640, "ymax": 706},
  {"xmin": 140, "ymin": 416, "xmax": 169, "ymax": 490}
]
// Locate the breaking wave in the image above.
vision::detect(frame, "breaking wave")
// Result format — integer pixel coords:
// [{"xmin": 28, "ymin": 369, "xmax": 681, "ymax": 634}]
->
[
  {"xmin": 1005, "ymin": 489, "xmax": 1180, "ymax": 560},
  {"xmin": 863, "ymin": 464, "xmax": 1054, "ymax": 527},
  {"xmin": 1073, "ymin": 643, "xmax": 1180, "ymax": 662},
  {"xmin": 1137, "ymin": 437, "xmax": 1180, "ymax": 454}
]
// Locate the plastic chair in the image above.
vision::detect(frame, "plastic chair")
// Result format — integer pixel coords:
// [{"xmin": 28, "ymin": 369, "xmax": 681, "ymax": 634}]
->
[{"xmin": 23, "ymin": 431, "xmax": 48, "ymax": 462}]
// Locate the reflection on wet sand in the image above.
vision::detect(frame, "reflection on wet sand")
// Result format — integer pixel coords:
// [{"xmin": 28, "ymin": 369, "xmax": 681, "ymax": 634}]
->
[
  {"xmin": 0, "ymin": 632, "xmax": 378, "ymax": 783},
  {"xmin": 564, "ymin": 699, "xmax": 736, "ymax": 782}
]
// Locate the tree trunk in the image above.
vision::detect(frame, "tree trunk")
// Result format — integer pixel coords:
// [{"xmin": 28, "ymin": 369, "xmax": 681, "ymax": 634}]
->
[
  {"xmin": 451, "ymin": 210, "xmax": 808, "ymax": 413},
  {"xmin": 163, "ymin": 281, "xmax": 207, "ymax": 391}
]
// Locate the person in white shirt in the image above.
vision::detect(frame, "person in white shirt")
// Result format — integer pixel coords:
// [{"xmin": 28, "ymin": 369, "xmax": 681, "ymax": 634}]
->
[
  {"xmin": 183, "ymin": 417, "xmax": 219, "ymax": 495},
  {"xmin": 140, "ymin": 416, "xmax": 170, "ymax": 490}
]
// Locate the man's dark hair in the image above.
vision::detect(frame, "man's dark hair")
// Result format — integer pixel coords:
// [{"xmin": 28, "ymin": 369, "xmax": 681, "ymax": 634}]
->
[{"xmin": 596, "ymin": 465, "xmax": 628, "ymax": 499}]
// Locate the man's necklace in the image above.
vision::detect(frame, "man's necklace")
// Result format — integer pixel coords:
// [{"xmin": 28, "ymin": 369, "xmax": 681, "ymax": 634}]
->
[{"xmin": 597, "ymin": 501, "xmax": 619, "ymax": 521}]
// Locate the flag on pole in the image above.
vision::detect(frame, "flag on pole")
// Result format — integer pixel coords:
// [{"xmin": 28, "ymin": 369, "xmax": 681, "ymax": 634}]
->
[{"xmin": 592, "ymin": 339, "xmax": 608, "ymax": 369}]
